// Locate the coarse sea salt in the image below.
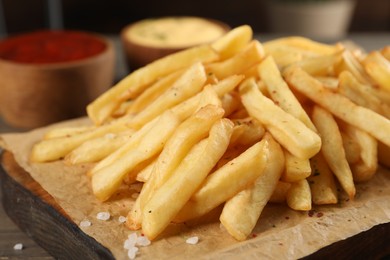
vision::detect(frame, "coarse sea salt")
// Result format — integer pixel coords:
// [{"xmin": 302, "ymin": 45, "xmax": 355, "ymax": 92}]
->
[
  {"xmin": 186, "ymin": 236, "xmax": 199, "ymax": 245},
  {"xmin": 127, "ymin": 246, "xmax": 139, "ymax": 260},
  {"xmin": 118, "ymin": 216, "xmax": 127, "ymax": 223},
  {"xmin": 80, "ymin": 220, "xmax": 92, "ymax": 227},
  {"xmin": 136, "ymin": 236, "xmax": 151, "ymax": 247},
  {"xmin": 96, "ymin": 212, "xmax": 111, "ymax": 221},
  {"xmin": 123, "ymin": 233, "xmax": 151, "ymax": 259},
  {"xmin": 13, "ymin": 243, "xmax": 23, "ymax": 250}
]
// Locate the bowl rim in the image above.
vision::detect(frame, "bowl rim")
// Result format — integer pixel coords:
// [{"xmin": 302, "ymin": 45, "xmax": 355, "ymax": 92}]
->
[
  {"xmin": 0, "ymin": 30, "xmax": 115, "ymax": 69},
  {"xmin": 120, "ymin": 16, "xmax": 231, "ymax": 51}
]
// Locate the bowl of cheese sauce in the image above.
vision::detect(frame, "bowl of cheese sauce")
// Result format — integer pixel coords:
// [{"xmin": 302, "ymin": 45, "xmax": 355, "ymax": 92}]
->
[{"xmin": 121, "ymin": 16, "xmax": 229, "ymax": 70}]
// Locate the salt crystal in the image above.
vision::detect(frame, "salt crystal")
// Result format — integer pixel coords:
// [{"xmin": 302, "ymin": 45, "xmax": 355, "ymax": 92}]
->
[
  {"xmin": 186, "ymin": 236, "xmax": 199, "ymax": 245},
  {"xmin": 118, "ymin": 216, "xmax": 127, "ymax": 223},
  {"xmin": 13, "ymin": 243, "xmax": 23, "ymax": 250},
  {"xmin": 96, "ymin": 212, "xmax": 111, "ymax": 221},
  {"xmin": 127, "ymin": 246, "xmax": 139, "ymax": 259},
  {"xmin": 136, "ymin": 236, "xmax": 151, "ymax": 247},
  {"xmin": 124, "ymin": 233, "xmax": 138, "ymax": 249},
  {"xmin": 80, "ymin": 220, "xmax": 91, "ymax": 227}
]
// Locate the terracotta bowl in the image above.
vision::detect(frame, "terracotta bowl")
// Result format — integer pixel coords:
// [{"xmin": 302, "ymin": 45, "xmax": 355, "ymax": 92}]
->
[
  {"xmin": 120, "ymin": 16, "xmax": 230, "ymax": 71},
  {"xmin": 0, "ymin": 30, "xmax": 115, "ymax": 129}
]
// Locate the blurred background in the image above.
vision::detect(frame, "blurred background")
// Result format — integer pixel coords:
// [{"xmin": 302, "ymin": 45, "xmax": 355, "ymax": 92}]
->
[{"xmin": 0, "ymin": 0, "xmax": 389, "ymax": 37}]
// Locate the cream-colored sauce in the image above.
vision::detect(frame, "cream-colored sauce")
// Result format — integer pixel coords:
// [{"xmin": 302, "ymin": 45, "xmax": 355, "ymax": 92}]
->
[{"xmin": 126, "ymin": 17, "xmax": 226, "ymax": 48}]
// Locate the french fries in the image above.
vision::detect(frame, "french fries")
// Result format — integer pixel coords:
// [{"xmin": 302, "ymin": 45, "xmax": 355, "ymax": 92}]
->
[{"xmin": 29, "ymin": 25, "xmax": 390, "ymax": 242}]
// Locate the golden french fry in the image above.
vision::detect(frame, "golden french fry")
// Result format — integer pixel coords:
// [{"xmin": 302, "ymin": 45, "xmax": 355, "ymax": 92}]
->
[
  {"xmin": 142, "ymin": 119, "xmax": 234, "ymax": 240},
  {"xmin": 337, "ymin": 49, "xmax": 373, "ymax": 85},
  {"xmin": 363, "ymin": 51, "xmax": 390, "ymax": 92},
  {"xmin": 311, "ymin": 106, "xmax": 355, "ymax": 199},
  {"xmin": 221, "ymin": 92, "xmax": 241, "ymax": 117},
  {"xmin": 258, "ymin": 55, "xmax": 316, "ymax": 131},
  {"xmin": 308, "ymin": 153, "xmax": 338, "ymax": 205},
  {"xmin": 263, "ymin": 44, "xmax": 308, "ymax": 68},
  {"xmin": 315, "ymin": 76, "xmax": 339, "ymax": 90},
  {"xmin": 341, "ymin": 122, "xmax": 378, "ymax": 182},
  {"xmin": 338, "ymin": 71, "xmax": 390, "ymax": 118},
  {"xmin": 66, "ymin": 130, "xmax": 134, "ymax": 164},
  {"xmin": 91, "ymin": 110, "xmax": 180, "ymax": 201},
  {"xmin": 239, "ymin": 78, "xmax": 321, "ymax": 159},
  {"xmin": 87, "ymin": 44, "xmax": 219, "ymax": 125},
  {"xmin": 340, "ymin": 131, "xmax": 361, "ymax": 164},
  {"xmin": 127, "ymin": 105, "xmax": 225, "ymax": 229},
  {"xmin": 285, "ymin": 67, "xmax": 390, "ymax": 147},
  {"xmin": 269, "ymin": 181, "xmax": 291, "ymax": 203},
  {"xmin": 286, "ymin": 52, "xmax": 342, "ymax": 77},
  {"xmin": 211, "ymin": 25, "xmax": 253, "ymax": 60},
  {"xmin": 127, "ymin": 62, "xmax": 207, "ymax": 129},
  {"xmin": 30, "ymin": 118, "xmax": 131, "ymax": 162},
  {"xmin": 381, "ymin": 46, "xmax": 390, "ymax": 61},
  {"xmin": 126, "ymin": 69, "xmax": 184, "ymax": 114},
  {"xmin": 135, "ymin": 158, "xmax": 155, "ymax": 183},
  {"xmin": 286, "ymin": 179, "xmax": 312, "ymax": 211},
  {"xmin": 43, "ymin": 125, "xmax": 94, "ymax": 139},
  {"xmin": 378, "ymin": 141, "xmax": 390, "ymax": 168},
  {"xmin": 174, "ymin": 138, "xmax": 269, "ymax": 223},
  {"xmin": 170, "ymin": 74, "xmax": 244, "ymax": 121},
  {"xmin": 281, "ymin": 149, "xmax": 311, "ymax": 183},
  {"xmin": 264, "ymin": 36, "xmax": 340, "ymax": 55},
  {"xmin": 206, "ymin": 40, "xmax": 264, "ymax": 79},
  {"xmin": 220, "ymin": 133, "xmax": 284, "ymax": 241}
]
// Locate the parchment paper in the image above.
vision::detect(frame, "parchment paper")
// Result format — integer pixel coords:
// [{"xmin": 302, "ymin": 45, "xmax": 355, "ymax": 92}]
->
[{"xmin": 1, "ymin": 118, "xmax": 390, "ymax": 260}]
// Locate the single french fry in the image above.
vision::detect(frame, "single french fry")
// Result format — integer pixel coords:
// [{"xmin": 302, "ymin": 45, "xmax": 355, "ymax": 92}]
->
[
  {"xmin": 30, "ymin": 118, "xmax": 131, "ymax": 162},
  {"xmin": 315, "ymin": 76, "xmax": 339, "ymax": 90},
  {"xmin": 91, "ymin": 110, "xmax": 180, "ymax": 201},
  {"xmin": 142, "ymin": 119, "xmax": 234, "ymax": 240},
  {"xmin": 340, "ymin": 131, "xmax": 361, "ymax": 165},
  {"xmin": 265, "ymin": 36, "xmax": 340, "ymax": 55},
  {"xmin": 381, "ymin": 46, "xmax": 390, "ymax": 61},
  {"xmin": 206, "ymin": 40, "xmax": 265, "ymax": 79},
  {"xmin": 378, "ymin": 141, "xmax": 390, "ymax": 168},
  {"xmin": 170, "ymin": 74, "xmax": 244, "ymax": 121},
  {"xmin": 127, "ymin": 62, "xmax": 207, "ymax": 129},
  {"xmin": 127, "ymin": 105, "xmax": 225, "ymax": 229},
  {"xmin": 219, "ymin": 133, "xmax": 284, "ymax": 241},
  {"xmin": 338, "ymin": 50, "xmax": 373, "ymax": 85},
  {"xmin": 211, "ymin": 25, "xmax": 253, "ymax": 61},
  {"xmin": 308, "ymin": 153, "xmax": 338, "ymax": 205},
  {"xmin": 286, "ymin": 179, "xmax": 312, "ymax": 211},
  {"xmin": 239, "ymin": 78, "xmax": 321, "ymax": 159},
  {"xmin": 311, "ymin": 106, "xmax": 356, "ymax": 199},
  {"xmin": 258, "ymin": 55, "xmax": 316, "ymax": 131},
  {"xmin": 66, "ymin": 130, "xmax": 134, "ymax": 164},
  {"xmin": 87, "ymin": 44, "xmax": 219, "ymax": 125},
  {"xmin": 43, "ymin": 125, "xmax": 94, "ymax": 139},
  {"xmin": 174, "ymin": 139, "xmax": 269, "ymax": 223},
  {"xmin": 269, "ymin": 181, "xmax": 291, "ymax": 203},
  {"xmin": 221, "ymin": 92, "xmax": 241, "ymax": 117},
  {"xmin": 341, "ymin": 122, "xmax": 378, "ymax": 182},
  {"xmin": 286, "ymin": 52, "xmax": 342, "ymax": 77},
  {"xmin": 285, "ymin": 67, "xmax": 390, "ymax": 147},
  {"xmin": 126, "ymin": 69, "xmax": 184, "ymax": 114},
  {"xmin": 281, "ymin": 149, "xmax": 311, "ymax": 183},
  {"xmin": 363, "ymin": 51, "xmax": 390, "ymax": 92},
  {"xmin": 338, "ymin": 71, "xmax": 390, "ymax": 118}
]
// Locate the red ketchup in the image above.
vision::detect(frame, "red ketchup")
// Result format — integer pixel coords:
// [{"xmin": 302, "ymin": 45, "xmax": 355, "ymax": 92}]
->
[{"xmin": 0, "ymin": 30, "xmax": 107, "ymax": 64}]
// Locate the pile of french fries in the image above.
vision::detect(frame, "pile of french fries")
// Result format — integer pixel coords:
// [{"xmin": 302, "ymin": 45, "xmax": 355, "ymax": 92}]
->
[{"xmin": 30, "ymin": 25, "xmax": 390, "ymax": 241}]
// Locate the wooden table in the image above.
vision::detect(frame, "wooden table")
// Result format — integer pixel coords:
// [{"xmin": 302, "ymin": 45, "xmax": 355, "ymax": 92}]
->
[{"xmin": 1, "ymin": 33, "xmax": 389, "ymax": 259}]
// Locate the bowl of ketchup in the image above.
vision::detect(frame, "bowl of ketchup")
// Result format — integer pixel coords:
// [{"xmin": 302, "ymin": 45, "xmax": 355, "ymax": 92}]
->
[{"xmin": 0, "ymin": 30, "xmax": 115, "ymax": 129}]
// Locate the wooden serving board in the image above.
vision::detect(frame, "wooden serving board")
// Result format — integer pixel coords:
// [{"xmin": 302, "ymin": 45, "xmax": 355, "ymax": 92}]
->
[{"xmin": 1, "ymin": 149, "xmax": 390, "ymax": 260}]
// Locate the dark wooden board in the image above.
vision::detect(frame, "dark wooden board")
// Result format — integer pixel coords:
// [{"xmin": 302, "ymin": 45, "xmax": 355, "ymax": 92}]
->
[
  {"xmin": 0, "ymin": 150, "xmax": 114, "ymax": 260},
  {"xmin": 1, "ymin": 149, "xmax": 390, "ymax": 260}
]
